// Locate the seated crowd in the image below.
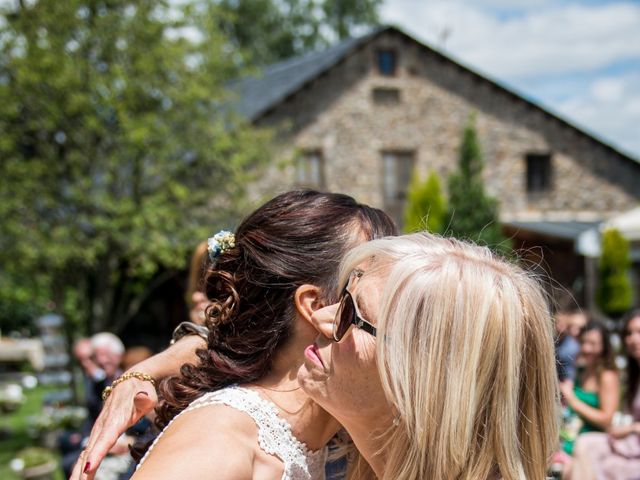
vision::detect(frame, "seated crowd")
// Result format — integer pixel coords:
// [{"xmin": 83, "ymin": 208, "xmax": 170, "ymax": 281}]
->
[{"xmin": 554, "ymin": 308, "xmax": 640, "ymax": 480}]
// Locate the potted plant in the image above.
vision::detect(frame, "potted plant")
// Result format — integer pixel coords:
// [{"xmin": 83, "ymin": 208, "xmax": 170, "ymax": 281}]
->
[
  {"xmin": 0, "ymin": 383, "xmax": 26, "ymax": 413},
  {"xmin": 10, "ymin": 447, "xmax": 58, "ymax": 480}
]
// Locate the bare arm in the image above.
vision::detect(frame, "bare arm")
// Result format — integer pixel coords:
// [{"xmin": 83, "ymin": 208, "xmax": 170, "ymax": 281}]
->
[
  {"xmin": 564, "ymin": 371, "xmax": 620, "ymax": 430},
  {"xmin": 134, "ymin": 333, "xmax": 204, "ymax": 378},
  {"xmin": 608, "ymin": 421, "xmax": 640, "ymax": 438},
  {"xmin": 71, "ymin": 334, "xmax": 206, "ymax": 480}
]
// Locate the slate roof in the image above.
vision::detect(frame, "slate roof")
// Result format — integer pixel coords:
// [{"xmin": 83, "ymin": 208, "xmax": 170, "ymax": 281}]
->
[
  {"xmin": 228, "ymin": 28, "xmax": 382, "ymax": 120},
  {"xmin": 228, "ymin": 25, "xmax": 639, "ymax": 166}
]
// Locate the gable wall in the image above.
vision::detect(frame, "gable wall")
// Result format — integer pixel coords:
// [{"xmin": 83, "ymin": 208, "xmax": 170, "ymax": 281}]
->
[{"xmin": 257, "ymin": 31, "xmax": 640, "ymax": 223}]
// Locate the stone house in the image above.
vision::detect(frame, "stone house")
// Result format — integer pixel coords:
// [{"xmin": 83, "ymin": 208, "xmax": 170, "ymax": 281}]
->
[{"xmin": 231, "ymin": 25, "xmax": 640, "ymax": 308}]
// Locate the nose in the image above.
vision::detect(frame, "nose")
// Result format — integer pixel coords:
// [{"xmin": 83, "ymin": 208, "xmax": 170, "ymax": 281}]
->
[{"xmin": 311, "ymin": 302, "xmax": 340, "ymax": 338}]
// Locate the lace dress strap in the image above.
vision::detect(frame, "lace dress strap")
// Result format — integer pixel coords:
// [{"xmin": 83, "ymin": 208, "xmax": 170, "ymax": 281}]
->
[{"xmin": 137, "ymin": 385, "xmax": 327, "ymax": 480}]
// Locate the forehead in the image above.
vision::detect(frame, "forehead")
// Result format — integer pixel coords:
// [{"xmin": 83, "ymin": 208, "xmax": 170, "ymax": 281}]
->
[
  {"xmin": 582, "ymin": 329, "xmax": 603, "ymax": 341},
  {"xmin": 627, "ymin": 317, "xmax": 640, "ymax": 331},
  {"xmin": 570, "ymin": 313, "xmax": 587, "ymax": 325}
]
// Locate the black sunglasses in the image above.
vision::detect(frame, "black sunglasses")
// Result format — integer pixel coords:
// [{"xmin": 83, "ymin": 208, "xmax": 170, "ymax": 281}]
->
[{"xmin": 333, "ymin": 284, "xmax": 377, "ymax": 342}]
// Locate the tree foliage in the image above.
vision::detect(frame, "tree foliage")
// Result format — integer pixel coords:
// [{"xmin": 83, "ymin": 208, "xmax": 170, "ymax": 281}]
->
[
  {"xmin": 446, "ymin": 116, "xmax": 509, "ymax": 252},
  {"xmin": 217, "ymin": 0, "xmax": 382, "ymax": 65},
  {"xmin": 403, "ymin": 170, "xmax": 447, "ymax": 234},
  {"xmin": 322, "ymin": 0, "xmax": 382, "ymax": 41},
  {"xmin": 597, "ymin": 228, "xmax": 633, "ymax": 317},
  {"xmin": 0, "ymin": 0, "xmax": 271, "ymax": 333}
]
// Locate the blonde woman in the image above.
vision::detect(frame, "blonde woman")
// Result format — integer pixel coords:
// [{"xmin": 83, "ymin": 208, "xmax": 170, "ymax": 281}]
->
[{"xmin": 299, "ymin": 233, "xmax": 559, "ymax": 480}]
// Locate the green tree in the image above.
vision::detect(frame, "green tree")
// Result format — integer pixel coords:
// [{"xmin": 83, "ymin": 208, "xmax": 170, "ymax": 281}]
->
[
  {"xmin": 217, "ymin": 0, "xmax": 382, "ymax": 65},
  {"xmin": 322, "ymin": 0, "xmax": 382, "ymax": 41},
  {"xmin": 597, "ymin": 228, "xmax": 633, "ymax": 317},
  {"xmin": 403, "ymin": 170, "xmax": 447, "ymax": 234},
  {"xmin": 0, "ymin": 0, "xmax": 271, "ymax": 333},
  {"xmin": 445, "ymin": 116, "xmax": 509, "ymax": 252}
]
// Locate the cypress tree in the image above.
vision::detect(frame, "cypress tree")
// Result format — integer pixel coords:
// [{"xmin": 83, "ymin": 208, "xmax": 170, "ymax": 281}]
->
[
  {"xmin": 403, "ymin": 170, "xmax": 447, "ymax": 234},
  {"xmin": 446, "ymin": 116, "xmax": 509, "ymax": 252},
  {"xmin": 597, "ymin": 228, "xmax": 633, "ymax": 317}
]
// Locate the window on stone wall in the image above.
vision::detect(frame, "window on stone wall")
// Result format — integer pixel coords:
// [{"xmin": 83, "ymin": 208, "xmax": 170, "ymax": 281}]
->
[
  {"xmin": 376, "ymin": 50, "xmax": 397, "ymax": 76},
  {"xmin": 526, "ymin": 153, "xmax": 553, "ymax": 193},
  {"xmin": 382, "ymin": 151, "xmax": 415, "ymax": 227},
  {"xmin": 372, "ymin": 87, "xmax": 401, "ymax": 105},
  {"xmin": 296, "ymin": 150, "xmax": 325, "ymax": 189}
]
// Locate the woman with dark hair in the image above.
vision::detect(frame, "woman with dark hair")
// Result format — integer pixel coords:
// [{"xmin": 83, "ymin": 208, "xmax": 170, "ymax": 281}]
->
[
  {"xmin": 559, "ymin": 320, "xmax": 620, "ymax": 458},
  {"xmin": 185, "ymin": 240, "xmax": 209, "ymax": 325},
  {"xmin": 568, "ymin": 310, "xmax": 640, "ymax": 480},
  {"xmin": 77, "ymin": 190, "xmax": 395, "ymax": 480}
]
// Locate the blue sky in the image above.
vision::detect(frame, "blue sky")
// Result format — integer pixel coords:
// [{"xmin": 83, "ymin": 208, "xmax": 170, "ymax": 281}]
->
[{"xmin": 381, "ymin": 0, "xmax": 640, "ymax": 159}]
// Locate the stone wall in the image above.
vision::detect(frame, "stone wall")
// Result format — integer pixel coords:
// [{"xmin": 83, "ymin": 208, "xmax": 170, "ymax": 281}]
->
[{"xmin": 257, "ymin": 30, "xmax": 640, "ymax": 224}]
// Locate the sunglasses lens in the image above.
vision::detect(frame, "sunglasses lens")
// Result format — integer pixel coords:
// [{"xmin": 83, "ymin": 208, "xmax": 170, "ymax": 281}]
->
[{"xmin": 335, "ymin": 294, "xmax": 354, "ymax": 341}]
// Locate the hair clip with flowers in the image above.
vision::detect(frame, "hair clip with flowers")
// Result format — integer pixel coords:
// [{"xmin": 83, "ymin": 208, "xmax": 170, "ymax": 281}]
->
[{"xmin": 207, "ymin": 230, "xmax": 236, "ymax": 261}]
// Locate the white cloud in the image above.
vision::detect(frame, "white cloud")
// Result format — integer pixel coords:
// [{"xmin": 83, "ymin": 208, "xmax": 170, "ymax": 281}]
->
[
  {"xmin": 558, "ymin": 72, "xmax": 640, "ymax": 156},
  {"xmin": 473, "ymin": 0, "xmax": 555, "ymax": 7},
  {"xmin": 381, "ymin": 0, "xmax": 640, "ymax": 158},
  {"xmin": 382, "ymin": 1, "xmax": 640, "ymax": 78},
  {"xmin": 591, "ymin": 77, "xmax": 625, "ymax": 103}
]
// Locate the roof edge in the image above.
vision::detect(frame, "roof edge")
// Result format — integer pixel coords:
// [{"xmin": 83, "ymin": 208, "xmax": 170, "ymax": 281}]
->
[{"xmin": 244, "ymin": 24, "xmax": 639, "ymax": 166}]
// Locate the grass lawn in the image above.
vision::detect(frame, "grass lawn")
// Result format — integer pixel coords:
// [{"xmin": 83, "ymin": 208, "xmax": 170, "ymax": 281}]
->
[{"xmin": 0, "ymin": 385, "xmax": 66, "ymax": 480}]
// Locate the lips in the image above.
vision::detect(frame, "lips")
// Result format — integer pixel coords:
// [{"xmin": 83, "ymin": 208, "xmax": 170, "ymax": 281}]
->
[{"xmin": 304, "ymin": 343, "xmax": 324, "ymax": 369}]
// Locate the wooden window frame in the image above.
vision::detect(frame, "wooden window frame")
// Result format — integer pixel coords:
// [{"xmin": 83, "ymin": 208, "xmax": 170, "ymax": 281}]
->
[
  {"xmin": 296, "ymin": 150, "xmax": 325, "ymax": 189},
  {"xmin": 376, "ymin": 49, "xmax": 397, "ymax": 76}
]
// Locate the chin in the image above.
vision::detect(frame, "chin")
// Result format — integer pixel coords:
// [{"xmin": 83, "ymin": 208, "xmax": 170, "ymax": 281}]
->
[
  {"xmin": 297, "ymin": 365, "xmax": 326, "ymax": 404},
  {"xmin": 297, "ymin": 364, "xmax": 315, "ymax": 388}
]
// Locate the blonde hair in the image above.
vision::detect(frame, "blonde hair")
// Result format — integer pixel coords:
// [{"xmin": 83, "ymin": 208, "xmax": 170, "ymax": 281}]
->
[{"xmin": 340, "ymin": 233, "xmax": 559, "ymax": 480}]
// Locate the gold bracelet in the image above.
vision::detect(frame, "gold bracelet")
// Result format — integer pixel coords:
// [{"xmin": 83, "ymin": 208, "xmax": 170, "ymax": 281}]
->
[{"xmin": 102, "ymin": 371, "xmax": 156, "ymax": 401}]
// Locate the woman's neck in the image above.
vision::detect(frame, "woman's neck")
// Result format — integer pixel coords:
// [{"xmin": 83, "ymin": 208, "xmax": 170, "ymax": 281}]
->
[
  {"xmin": 582, "ymin": 362, "xmax": 599, "ymax": 378},
  {"xmin": 247, "ymin": 355, "xmax": 341, "ymax": 451},
  {"xmin": 338, "ymin": 408, "xmax": 396, "ymax": 478}
]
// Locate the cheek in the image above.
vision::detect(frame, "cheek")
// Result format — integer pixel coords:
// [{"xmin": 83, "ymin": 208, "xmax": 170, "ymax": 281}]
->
[{"xmin": 328, "ymin": 336, "xmax": 383, "ymax": 411}]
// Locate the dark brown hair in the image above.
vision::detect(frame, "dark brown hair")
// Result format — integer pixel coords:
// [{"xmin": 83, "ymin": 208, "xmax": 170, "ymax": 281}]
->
[
  {"xmin": 622, "ymin": 309, "xmax": 640, "ymax": 409},
  {"xmin": 579, "ymin": 320, "xmax": 617, "ymax": 378},
  {"xmin": 156, "ymin": 190, "xmax": 396, "ymax": 430},
  {"xmin": 185, "ymin": 240, "xmax": 208, "ymax": 306}
]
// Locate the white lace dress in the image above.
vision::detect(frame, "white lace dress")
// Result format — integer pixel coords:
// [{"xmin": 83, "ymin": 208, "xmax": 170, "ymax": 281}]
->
[{"xmin": 137, "ymin": 385, "xmax": 328, "ymax": 480}]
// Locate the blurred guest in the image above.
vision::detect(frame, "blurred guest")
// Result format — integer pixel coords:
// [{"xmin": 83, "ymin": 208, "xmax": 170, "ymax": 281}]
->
[
  {"xmin": 73, "ymin": 338, "xmax": 106, "ymax": 383},
  {"xmin": 185, "ymin": 241, "xmax": 209, "ymax": 325},
  {"xmin": 61, "ymin": 333, "xmax": 125, "ymax": 476},
  {"xmin": 559, "ymin": 321, "xmax": 620, "ymax": 457},
  {"xmin": 122, "ymin": 346, "xmax": 153, "ymax": 372},
  {"xmin": 60, "ymin": 339, "xmax": 105, "ymax": 470},
  {"xmin": 102, "ymin": 343, "xmax": 152, "ymax": 480},
  {"xmin": 568, "ymin": 309, "xmax": 588, "ymax": 340},
  {"xmin": 555, "ymin": 306, "xmax": 582, "ymax": 381},
  {"xmin": 567, "ymin": 310, "xmax": 640, "ymax": 480},
  {"xmin": 91, "ymin": 333, "xmax": 124, "ymax": 379},
  {"xmin": 87, "ymin": 333, "xmax": 124, "ymax": 421}
]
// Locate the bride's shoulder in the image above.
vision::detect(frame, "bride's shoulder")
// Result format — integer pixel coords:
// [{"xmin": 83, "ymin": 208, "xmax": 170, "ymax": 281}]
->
[
  {"xmin": 132, "ymin": 403, "xmax": 257, "ymax": 480},
  {"xmin": 168, "ymin": 400, "xmax": 259, "ymax": 447}
]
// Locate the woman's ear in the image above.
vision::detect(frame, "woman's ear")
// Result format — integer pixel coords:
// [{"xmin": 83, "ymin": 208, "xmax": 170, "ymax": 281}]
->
[{"xmin": 294, "ymin": 284, "xmax": 324, "ymax": 325}]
